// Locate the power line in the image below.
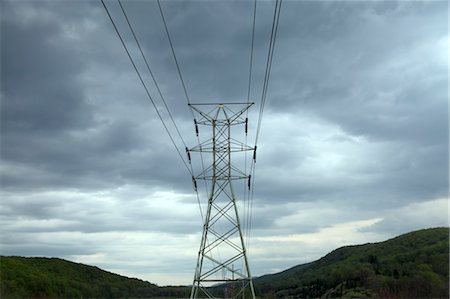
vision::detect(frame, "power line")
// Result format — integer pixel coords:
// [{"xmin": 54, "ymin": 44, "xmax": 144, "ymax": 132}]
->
[
  {"xmin": 157, "ymin": 0, "xmax": 210, "ymax": 208},
  {"xmin": 244, "ymin": 0, "xmax": 257, "ymax": 245},
  {"xmin": 157, "ymin": 0, "xmax": 190, "ymax": 104},
  {"xmin": 100, "ymin": 0, "xmax": 192, "ymax": 176},
  {"xmin": 247, "ymin": 0, "xmax": 283, "ymax": 249},
  {"xmin": 116, "ymin": 0, "xmax": 205, "ymax": 219},
  {"xmin": 247, "ymin": 0, "xmax": 257, "ymax": 104},
  {"xmin": 118, "ymin": 0, "xmax": 189, "ymax": 150},
  {"xmin": 255, "ymin": 0, "xmax": 282, "ymax": 146}
]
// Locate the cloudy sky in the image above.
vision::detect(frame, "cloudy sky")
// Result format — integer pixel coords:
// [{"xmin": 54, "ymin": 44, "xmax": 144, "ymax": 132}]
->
[{"xmin": 1, "ymin": 0, "xmax": 448, "ymax": 286}]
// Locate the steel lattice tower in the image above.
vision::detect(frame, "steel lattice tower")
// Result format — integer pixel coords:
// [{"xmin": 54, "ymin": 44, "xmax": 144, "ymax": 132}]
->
[{"xmin": 188, "ymin": 103, "xmax": 256, "ymax": 299}]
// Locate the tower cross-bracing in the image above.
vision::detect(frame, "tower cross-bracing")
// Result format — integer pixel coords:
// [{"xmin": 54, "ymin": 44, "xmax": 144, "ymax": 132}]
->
[{"xmin": 189, "ymin": 103, "xmax": 256, "ymax": 299}]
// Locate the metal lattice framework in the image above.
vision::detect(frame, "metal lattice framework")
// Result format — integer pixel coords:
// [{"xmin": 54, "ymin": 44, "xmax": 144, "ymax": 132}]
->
[{"xmin": 189, "ymin": 103, "xmax": 256, "ymax": 299}]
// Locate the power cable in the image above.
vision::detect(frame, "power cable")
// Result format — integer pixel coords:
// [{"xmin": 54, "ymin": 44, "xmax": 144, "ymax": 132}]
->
[
  {"xmin": 244, "ymin": 0, "xmax": 257, "ymax": 246},
  {"xmin": 117, "ymin": 0, "xmax": 205, "ymax": 223},
  {"xmin": 247, "ymin": 0, "xmax": 283, "ymax": 249},
  {"xmin": 157, "ymin": 0, "xmax": 210, "ymax": 217},
  {"xmin": 157, "ymin": 0, "xmax": 190, "ymax": 103},
  {"xmin": 118, "ymin": 0, "xmax": 189, "ymax": 150},
  {"xmin": 255, "ymin": 0, "xmax": 282, "ymax": 146},
  {"xmin": 247, "ymin": 0, "xmax": 257, "ymax": 105},
  {"xmin": 100, "ymin": 0, "xmax": 192, "ymax": 177}
]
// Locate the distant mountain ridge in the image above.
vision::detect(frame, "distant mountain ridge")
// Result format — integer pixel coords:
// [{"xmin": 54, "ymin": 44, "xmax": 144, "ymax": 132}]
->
[
  {"xmin": 253, "ymin": 227, "xmax": 449, "ymax": 298},
  {"xmin": 0, "ymin": 256, "xmax": 190, "ymax": 298},
  {"xmin": 1, "ymin": 227, "xmax": 448, "ymax": 298}
]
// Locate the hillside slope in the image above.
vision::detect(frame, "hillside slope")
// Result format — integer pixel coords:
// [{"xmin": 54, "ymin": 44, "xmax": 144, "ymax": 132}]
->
[
  {"xmin": 0, "ymin": 256, "xmax": 190, "ymax": 298},
  {"xmin": 254, "ymin": 227, "xmax": 449, "ymax": 298},
  {"xmin": 1, "ymin": 228, "xmax": 448, "ymax": 298}
]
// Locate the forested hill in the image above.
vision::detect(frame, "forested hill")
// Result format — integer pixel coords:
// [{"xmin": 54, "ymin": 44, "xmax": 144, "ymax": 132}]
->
[
  {"xmin": 254, "ymin": 227, "xmax": 449, "ymax": 298},
  {"xmin": 0, "ymin": 256, "xmax": 190, "ymax": 298},
  {"xmin": 1, "ymin": 227, "xmax": 448, "ymax": 298}
]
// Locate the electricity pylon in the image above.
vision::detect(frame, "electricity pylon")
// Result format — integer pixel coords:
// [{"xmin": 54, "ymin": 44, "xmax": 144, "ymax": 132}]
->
[{"xmin": 188, "ymin": 103, "xmax": 256, "ymax": 299}]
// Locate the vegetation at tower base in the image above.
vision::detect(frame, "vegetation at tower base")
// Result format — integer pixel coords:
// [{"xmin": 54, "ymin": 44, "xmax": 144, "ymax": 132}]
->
[
  {"xmin": 0, "ymin": 256, "xmax": 190, "ymax": 298},
  {"xmin": 0, "ymin": 227, "xmax": 448, "ymax": 298},
  {"xmin": 253, "ymin": 227, "xmax": 449, "ymax": 298}
]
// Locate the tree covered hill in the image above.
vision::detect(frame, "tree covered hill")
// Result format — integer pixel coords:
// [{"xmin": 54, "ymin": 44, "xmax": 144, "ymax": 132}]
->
[
  {"xmin": 253, "ymin": 227, "xmax": 449, "ymax": 298},
  {"xmin": 1, "ymin": 227, "xmax": 448, "ymax": 298},
  {"xmin": 0, "ymin": 256, "xmax": 190, "ymax": 298}
]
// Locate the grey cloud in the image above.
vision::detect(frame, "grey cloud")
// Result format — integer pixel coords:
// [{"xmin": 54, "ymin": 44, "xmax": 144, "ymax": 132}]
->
[
  {"xmin": 247, "ymin": 0, "xmax": 448, "ymax": 209},
  {"xmin": 0, "ymin": 0, "xmax": 447, "ymax": 284},
  {"xmin": 360, "ymin": 198, "xmax": 448, "ymax": 236},
  {"xmin": 1, "ymin": 188, "xmax": 200, "ymax": 235},
  {"xmin": 1, "ymin": 0, "xmax": 196, "ymax": 194},
  {"xmin": 1, "ymin": 12, "xmax": 94, "ymax": 134},
  {"xmin": 0, "ymin": 243, "xmax": 96, "ymax": 258}
]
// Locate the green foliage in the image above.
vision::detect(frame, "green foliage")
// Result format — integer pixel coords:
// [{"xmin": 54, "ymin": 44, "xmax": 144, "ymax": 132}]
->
[
  {"xmin": 254, "ymin": 227, "xmax": 449, "ymax": 298},
  {"xmin": 0, "ymin": 256, "xmax": 190, "ymax": 298},
  {"xmin": 1, "ymin": 228, "xmax": 448, "ymax": 298}
]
